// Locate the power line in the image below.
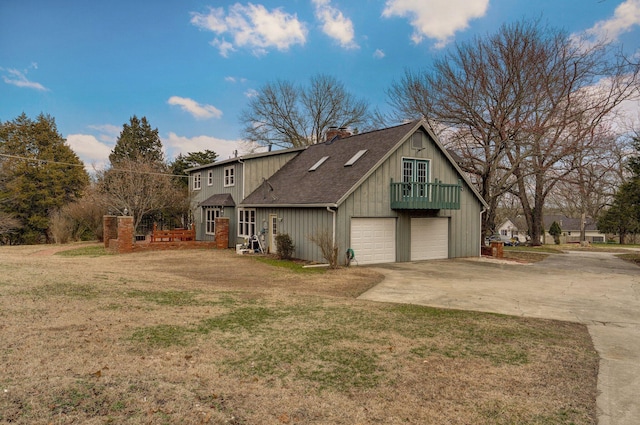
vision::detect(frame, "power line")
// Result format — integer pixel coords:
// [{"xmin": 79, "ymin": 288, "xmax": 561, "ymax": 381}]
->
[{"xmin": 0, "ymin": 153, "xmax": 189, "ymax": 178}]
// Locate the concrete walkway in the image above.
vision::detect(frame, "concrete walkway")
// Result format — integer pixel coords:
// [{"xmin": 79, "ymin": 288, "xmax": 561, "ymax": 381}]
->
[{"xmin": 359, "ymin": 251, "xmax": 640, "ymax": 425}]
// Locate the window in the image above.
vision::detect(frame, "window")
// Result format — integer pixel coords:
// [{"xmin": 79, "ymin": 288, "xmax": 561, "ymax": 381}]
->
[
  {"xmin": 402, "ymin": 158, "xmax": 429, "ymax": 197},
  {"xmin": 193, "ymin": 173, "xmax": 201, "ymax": 190},
  {"xmin": 238, "ymin": 208, "xmax": 256, "ymax": 237},
  {"xmin": 309, "ymin": 156, "xmax": 329, "ymax": 171},
  {"xmin": 344, "ymin": 149, "xmax": 368, "ymax": 166},
  {"xmin": 207, "ymin": 170, "xmax": 213, "ymax": 186},
  {"xmin": 224, "ymin": 166, "xmax": 235, "ymax": 187},
  {"xmin": 205, "ymin": 207, "xmax": 221, "ymax": 235}
]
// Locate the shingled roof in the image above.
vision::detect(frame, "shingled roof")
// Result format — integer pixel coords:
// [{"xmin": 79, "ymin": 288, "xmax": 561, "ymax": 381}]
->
[{"xmin": 241, "ymin": 120, "xmax": 419, "ymax": 207}]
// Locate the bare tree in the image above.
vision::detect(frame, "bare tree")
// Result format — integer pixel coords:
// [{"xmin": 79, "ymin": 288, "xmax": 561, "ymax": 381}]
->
[
  {"xmin": 386, "ymin": 19, "xmax": 639, "ymax": 243},
  {"xmin": 240, "ymin": 74, "xmax": 371, "ymax": 148},
  {"xmin": 98, "ymin": 159, "xmax": 185, "ymax": 233}
]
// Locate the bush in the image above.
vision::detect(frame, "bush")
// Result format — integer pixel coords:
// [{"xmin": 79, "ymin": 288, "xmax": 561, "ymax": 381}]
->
[
  {"xmin": 308, "ymin": 230, "xmax": 339, "ymax": 269},
  {"xmin": 549, "ymin": 221, "xmax": 562, "ymax": 245},
  {"xmin": 275, "ymin": 233, "xmax": 295, "ymax": 260}
]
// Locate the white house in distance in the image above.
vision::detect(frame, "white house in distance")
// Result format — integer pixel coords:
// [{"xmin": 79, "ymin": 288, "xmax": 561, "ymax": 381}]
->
[{"xmin": 497, "ymin": 214, "xmax": 607, "ymax": 244}]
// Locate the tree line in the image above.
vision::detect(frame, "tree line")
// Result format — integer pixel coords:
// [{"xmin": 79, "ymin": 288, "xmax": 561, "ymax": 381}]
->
[
  {"xmin": 0, "ymin": 114, "xmax": 216, "ymax": 244},
  {"xmin": 1, "ymin": 18, "xmax": 639, "ymax": 245}
]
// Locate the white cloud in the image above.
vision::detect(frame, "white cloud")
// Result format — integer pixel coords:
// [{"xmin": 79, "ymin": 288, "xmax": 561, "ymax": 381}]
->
[
  {"xmin": 225, "ymin": 75, "xmax": 247, "ymax": 83},
  {"xmin": 244, "ymin": 88, "xmax": 259, "ymax": 98},
  {"xmin": 87, "ymin": 124, "xmax": 121, "ymax": 143},
  {"xmin": 191, "ymin": 4, "xmax": 307, "ymax": 56},
  {"xmin": 1, "ymin": 68, "xmax": 48, "ymax": 91},
  {"xmin": 373, "ymin": 48, "xmax": 385, "ymax": 59},
  {"xmin": 312, "ymin": 0, "xmax": 358, "ymax": 49},
  {"xmin": 66, "ymin": 134, "xmax": 112, "ymax": 171},
  {"xmin": 582, "ymin": 0, "xmax": 640, "ymax": 44},
  {"xmin": 382, "ymin": 0, "xmax": 489, "ymax": 48},
  {"xmin": 167, "ymin": 96, "xmax": 223, "ymax": 120},
  {"xmin": 165, "ymin": 132, "xmax": 247, "ymax": 161}
]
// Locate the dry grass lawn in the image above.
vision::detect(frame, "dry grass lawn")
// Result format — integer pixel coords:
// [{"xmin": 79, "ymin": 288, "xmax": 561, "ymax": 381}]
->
[{"xmin": 0, "ymin": 244, "xmax": 598, "ymax": 424}]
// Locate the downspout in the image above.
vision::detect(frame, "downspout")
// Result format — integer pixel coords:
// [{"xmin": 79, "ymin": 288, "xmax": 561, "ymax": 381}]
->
[
  {"xmin": 326, "ymin": 206, "xmax": 336, "ymax": 251},
  {"xmin": 237, "ymin": 158, "xmax": 245, "ymax": 200},
  {"xmin": 480, "ymin": 206, "xmax": 487, "ymax": 257}
]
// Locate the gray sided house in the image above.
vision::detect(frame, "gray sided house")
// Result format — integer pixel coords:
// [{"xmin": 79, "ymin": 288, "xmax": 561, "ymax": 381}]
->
[{"xmin": 189, "ymin": 120, "xmax": 488, "ymax": 265}]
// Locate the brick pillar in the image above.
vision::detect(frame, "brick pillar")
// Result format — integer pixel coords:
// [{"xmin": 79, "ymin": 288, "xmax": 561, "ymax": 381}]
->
[
  {"xmin": 117, "ymin": 216, "xmax": 134, "ymax": 253},
  {"xmin": 103, "ymin": 215, "xmax": 118, "ymax": 249},
  {"xmin": 215, "ymin": 217, "xmax": 229, "ymax": 249},
  {"xmin": 490, "ymin": 241, "xmax": 504, "ymax": 258}
]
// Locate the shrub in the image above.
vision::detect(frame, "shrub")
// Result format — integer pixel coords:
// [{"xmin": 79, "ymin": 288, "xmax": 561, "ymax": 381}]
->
[
  {"xmin": 275, "ymin": 233, "xmax": 295, "ymax": 260},
  {"xmin": 549, "ymin": 221, "xmax": 562, "ymax": 245},
  {"xmin": 308, "ymin": 230, "xmax": 339, "ymax": 269}
]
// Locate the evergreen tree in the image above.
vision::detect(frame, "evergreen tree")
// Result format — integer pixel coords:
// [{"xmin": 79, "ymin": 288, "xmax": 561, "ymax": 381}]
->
[
  {"xmin": 597, "ymin": 136, "xmax": 640, "ymax": 244},
  {"xmin": 549, "ymin": 221, "xmax": 562, "ymax": 245},
  {"xmin": 109, "ymin": 115, "xmax": 164, "ymax": 165},
  {"xmin": 0, "ymin": 113, "xmax": 89, "ymax": 244},
  {"xmin": 170, "ymin": 150, "xmax": 218, "ymax": 188}
]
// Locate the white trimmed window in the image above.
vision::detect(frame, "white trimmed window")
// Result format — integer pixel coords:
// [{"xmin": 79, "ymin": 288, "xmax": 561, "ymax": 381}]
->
[
  {"xmin": 238, "ymin": 208, "xmax": 256, "ymax": 238},
  {"xmin": 224, "ymin": 166, "xmax": 235, "ymax": 187},
  {"xmin": 205, "ymin": 207, "xmax": 221, "ymax": 235},
  {"xmin": 193, "ymin": 173, "xmax": 201, "ymax": 190},
  {"xmin": 207, "ymin": 170, "xmax": 213, "ymax": 186}
]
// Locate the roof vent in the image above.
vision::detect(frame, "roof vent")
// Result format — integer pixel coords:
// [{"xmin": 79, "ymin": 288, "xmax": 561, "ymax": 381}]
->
[
  {"xmin": 412, "ymin": 132, "xmax": 424, "ymax": 150},
  {"xmin": 344, "ymin": 149, "xmax": 367, "ymax": 166}
]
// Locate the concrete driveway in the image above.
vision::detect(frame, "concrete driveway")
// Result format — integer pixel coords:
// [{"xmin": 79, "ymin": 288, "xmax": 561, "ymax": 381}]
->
[{"xmin": 359, "ymin": 251, "xmax": 640, "ymax": 425}]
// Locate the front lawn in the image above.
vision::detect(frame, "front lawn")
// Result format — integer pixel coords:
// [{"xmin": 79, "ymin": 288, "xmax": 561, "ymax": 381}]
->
[{"xmin": 0, "ymin": 246, "xmax": 598, "ymax": 424}]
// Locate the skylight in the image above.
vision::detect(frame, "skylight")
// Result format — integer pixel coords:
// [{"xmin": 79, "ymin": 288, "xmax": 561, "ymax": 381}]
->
[
  {"xmin": 344, "ymin": 149, "xmax": 368, "ymax": 166},
  {"xmin": 309, "ymin": 156, "xmax": 329, "ymax": 171}
]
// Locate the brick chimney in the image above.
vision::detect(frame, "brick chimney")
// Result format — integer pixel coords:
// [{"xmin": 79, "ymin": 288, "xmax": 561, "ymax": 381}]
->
[{"xmin": 325, "ymin": 126, "xmax": 352, "ymax": 142}]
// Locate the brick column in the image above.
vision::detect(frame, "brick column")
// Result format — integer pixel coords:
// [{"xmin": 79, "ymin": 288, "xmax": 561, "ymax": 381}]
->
[
  {"xmin": 215, "ymin": 217, "xmax": 229, "ymax": 249},
  {"xmin": 103, "ymin": 215, "xmax": 118, "ymax": 249},
  {"xmin": 490, "ymin": 241, "xmax": 504, "ymax": 258},
  {"xmin": 117, "ymin": 216, "xmax": 134, "ymax": 253}
]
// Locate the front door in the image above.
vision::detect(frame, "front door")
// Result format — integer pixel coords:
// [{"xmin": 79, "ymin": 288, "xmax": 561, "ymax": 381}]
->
[{"xmin": 269, "ymin": 214, "xmax": 278, "ymax": 254}]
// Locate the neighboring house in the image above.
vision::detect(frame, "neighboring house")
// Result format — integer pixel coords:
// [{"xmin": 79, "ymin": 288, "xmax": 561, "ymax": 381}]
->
[
  {"xmin": 542, "ymin": 214, "xmax": 605, "ymax": 244},
  {"xmin": 496, "ymin": 217, "xmax": 528, "ymax": 243},
  {"xmin": 188, "ymin": 120, "xmax": 488, "ymax": 265},
  {"xmin": 497, "ymin": 215, "xmax": 606, "ymax": 244}
]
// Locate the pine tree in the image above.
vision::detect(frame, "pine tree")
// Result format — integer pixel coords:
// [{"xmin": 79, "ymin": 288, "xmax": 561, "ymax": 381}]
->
[
  {"xmin": 109, "ymin": 115, "xmax": 164, "ymax": 165},
  {"xmin": 0, "ymin": 113, "xmax": 89, "ymax": 244}
]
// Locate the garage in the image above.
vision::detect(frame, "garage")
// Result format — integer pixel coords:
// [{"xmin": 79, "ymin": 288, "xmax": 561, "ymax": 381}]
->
[
  {"xmin": 410, "ymin": 217, "xmax": 449, "ymax": 261},
  {"xmin": 350, "ymin": 218, "xmax": 396, "ymax": 265}
]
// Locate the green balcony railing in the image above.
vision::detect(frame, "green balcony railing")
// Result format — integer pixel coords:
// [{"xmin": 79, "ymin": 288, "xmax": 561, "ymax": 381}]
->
[{"xmin": 390, "ymin": 179, "xmax": 462, "ymax": 210}]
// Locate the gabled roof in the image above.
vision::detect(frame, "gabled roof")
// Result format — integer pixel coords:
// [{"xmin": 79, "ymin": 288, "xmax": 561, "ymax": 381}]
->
[
  {"xmin": 241, "ymin": 119, "xmax": 487, "ymax": 208},
  {"xmin": 198, "ymin": 193, "xmax": 236, "ymax": 207},
  {"xmin": 543, "ymin": 214, "xmax": 598, "ymax": 231},
  {"xmin": 186, "ymin": 146, "xmax": 305, "ymax": 172},
  {"xmin": 240, "ymin": 121, "xmax": 416, "ymax": 207}
]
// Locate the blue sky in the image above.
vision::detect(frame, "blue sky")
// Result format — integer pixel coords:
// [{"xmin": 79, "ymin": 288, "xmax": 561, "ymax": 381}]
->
[{"xmin": 2, "ymin": 0, "xmax": 640, "ymax": 170}]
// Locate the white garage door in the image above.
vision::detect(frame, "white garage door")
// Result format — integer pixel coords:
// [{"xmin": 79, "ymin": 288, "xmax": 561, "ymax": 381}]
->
[
  {"xmin": 350, "ymin": 218, "xmax": 396, "ymax": 265},
  {"xmin": 411, "ymin": 218, "xmax": 449, "ymax": 261}
]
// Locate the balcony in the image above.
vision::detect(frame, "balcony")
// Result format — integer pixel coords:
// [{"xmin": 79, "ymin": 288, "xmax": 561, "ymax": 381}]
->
[{"xmin": 390, "ymin": 179, "xmax": 462, "ymax": 210}]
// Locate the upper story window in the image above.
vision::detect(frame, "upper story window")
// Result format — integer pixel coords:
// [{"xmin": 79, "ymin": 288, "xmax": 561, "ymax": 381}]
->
[
  {"xmin": 207, "ymin": 170, "xmax": 213, "ymax": 186},
  {"xmin": 193, "ymin": 173, "xmax": 201, "ymax": 190},
  {"xmin": 224, "ymin": 166, "xmax": 235, "ymax": 187}
]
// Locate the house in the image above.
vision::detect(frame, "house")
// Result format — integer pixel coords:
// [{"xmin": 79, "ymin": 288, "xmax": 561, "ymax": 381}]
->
[
  {"xmin": 542, "ymin": 214, "xmax": 605, "ymax": 244},
  {"xmin": 496, "ymin": 214, "xmax": 607, "ymax": 244},
  {"xmin": 188, "ymin": 120, "xmax": 488, "ymax": 265},
  {"xmin": 496, "ymin": 217, "xmax": 528, "ymax": 243}
]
